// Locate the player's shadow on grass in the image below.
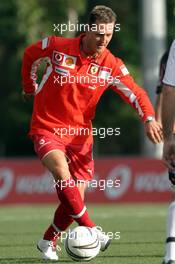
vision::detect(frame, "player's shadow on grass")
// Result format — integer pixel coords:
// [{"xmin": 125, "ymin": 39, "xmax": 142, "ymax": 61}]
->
[
  {"xmin": 0, "ymin": 232, "xmax": 42, "ymax": 236},
  {"xmin": 0, "ymin": 258, "xmax": 42, "ymax": 264},
  {"xmin": 98, "ymin": 254, "xmax": 163, "ymax": 258},
  {"xmin": 119, "ymin": 230, "xmax": 164, "ymax": 233},
  {"xmin": 112, "ymin": 241, "xmax": 163, "ymax": 245},
  {"xmin": 0, "ymin": 258, "xmax": 73, "ymax": 263},
  {"xmin": 0, "ymin": 243, "xmax": 34, "ymax": 247}
]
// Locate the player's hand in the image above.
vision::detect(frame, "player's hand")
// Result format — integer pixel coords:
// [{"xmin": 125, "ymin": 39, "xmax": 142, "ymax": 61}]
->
[
  {"xmin": 144, "ymin": 120, "xmax": 163, "ymax": 144},
  {"xmin": 163, "ymin": 135, "xmax": 175, "ymax": 170}
]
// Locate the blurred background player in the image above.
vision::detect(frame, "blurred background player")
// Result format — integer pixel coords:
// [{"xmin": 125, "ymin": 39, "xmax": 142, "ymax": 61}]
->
[
  {"xmin": 162, "ymin": 41, "xmax": 175, "ymax": 169},
  {"xmin": 155, "ymin": 41, "xmax": 175, "ymax": 264},
  {"xmin": 21, "ymin": 5, "xmax": 162, "ymax": 261}
]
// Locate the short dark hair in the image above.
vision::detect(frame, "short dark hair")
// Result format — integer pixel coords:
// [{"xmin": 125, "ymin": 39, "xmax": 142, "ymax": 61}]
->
[{"xmin": 89, "ymin": 5, "xmax": 116, "ymax": 25}]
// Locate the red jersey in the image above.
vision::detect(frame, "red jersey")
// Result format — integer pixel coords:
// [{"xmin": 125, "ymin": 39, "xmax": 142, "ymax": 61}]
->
[{"xmin": 21, "ymin": 34, "xmax": 155, "ymax": 144}]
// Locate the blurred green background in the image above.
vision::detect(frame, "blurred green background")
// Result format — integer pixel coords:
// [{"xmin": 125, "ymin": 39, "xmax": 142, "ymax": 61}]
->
[{"xmin": 0, "ymin": 0, "xmax": 174, "ymax": 157}]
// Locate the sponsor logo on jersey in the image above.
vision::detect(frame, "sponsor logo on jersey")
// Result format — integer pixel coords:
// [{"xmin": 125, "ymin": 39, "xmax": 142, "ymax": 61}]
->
[
  {"xmin": 65, "ymin": 57, "xmax": 74, "ymax": 66},
  {"xmin": 87, "ymin": 63, "xmax": 112, "ymax": 80},
  {"xmin": 98, "ymin": 67, "xmax": 112, "ymax": 80},
  {"xmin": 52, "ymin": 51, "xmax": 77, "ymax": 69},
  {"xmin": 55, "ymin": 67, "xmax": 70, "ymax": 76},
  {"xmin": 53, "ymin": 52, "xmax": 64, "ymax": 64}
]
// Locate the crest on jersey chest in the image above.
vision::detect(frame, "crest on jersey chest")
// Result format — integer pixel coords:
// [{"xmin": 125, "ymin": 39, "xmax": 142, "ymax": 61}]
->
[{"xmin": 87, "ymin": 63, "xmax": 100, "ymax": 76}]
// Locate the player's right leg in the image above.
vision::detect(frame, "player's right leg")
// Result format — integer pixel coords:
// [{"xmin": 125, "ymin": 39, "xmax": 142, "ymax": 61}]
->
[
  {"xmin": 39, "ymin": 182, "xmax": 87, "ymax": 260},
  {"xmin": 32, "ymin": 134, "xmax": 95, "ymax": 227}
]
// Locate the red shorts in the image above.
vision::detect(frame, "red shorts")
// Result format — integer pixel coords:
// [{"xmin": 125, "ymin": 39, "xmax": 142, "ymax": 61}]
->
[{"xmin": 32, "ymin": 134, "xmax": 94, "ymax": 181}]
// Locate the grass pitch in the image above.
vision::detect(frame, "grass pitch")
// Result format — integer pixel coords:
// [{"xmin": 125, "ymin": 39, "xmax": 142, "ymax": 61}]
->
[{"xmin": 0, "ymin": 204, "xmax": 168, "ymax": 263}]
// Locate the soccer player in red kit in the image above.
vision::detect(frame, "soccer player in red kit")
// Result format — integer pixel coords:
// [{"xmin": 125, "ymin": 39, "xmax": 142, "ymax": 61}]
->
[{"xmin": 21, "ymin": 5, "xmax": 162, "ymax": 261}]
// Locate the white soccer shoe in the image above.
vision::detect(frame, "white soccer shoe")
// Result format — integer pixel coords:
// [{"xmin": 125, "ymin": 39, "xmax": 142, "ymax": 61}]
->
[
  {"xmin": 37, "ymin": 239, "xmax": 59, "ymax": 261},
  {"xmin": 92, "ymin": 226, "xmax": 111, "ymax": 251}
]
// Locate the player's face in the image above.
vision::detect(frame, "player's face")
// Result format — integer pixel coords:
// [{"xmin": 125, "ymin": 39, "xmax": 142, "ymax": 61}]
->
[{"xmin": 86, "ymin": 22, "xmax": 115, "ymax": 54}]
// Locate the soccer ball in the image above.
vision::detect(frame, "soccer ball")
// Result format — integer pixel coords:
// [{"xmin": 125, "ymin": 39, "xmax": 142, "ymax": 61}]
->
[{"xmin": 65, "ymin": 226, "xmax": 101, "ymax": 261}]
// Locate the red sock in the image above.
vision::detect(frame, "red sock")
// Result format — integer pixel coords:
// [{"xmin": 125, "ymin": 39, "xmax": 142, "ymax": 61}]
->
[
  {"xmin": 56, "ymin": 178, "xmax": 95, "ymax": 227},
  {"xmin": 43, "ymin": 203, "xmax": 74, "ymax": 243}
]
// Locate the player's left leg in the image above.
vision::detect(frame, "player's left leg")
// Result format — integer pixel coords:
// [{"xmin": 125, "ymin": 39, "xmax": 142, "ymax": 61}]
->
[
  {"xmin": 68, "ymin": 143, "xmax": 111, "ymax": 252},
  {"xmin": 163, "ymin": 200, "xmax": 175, "ymax": 263},
  {"xmin": 163, "ymin": 171, "xmax": 175, "ymax": 264}
]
